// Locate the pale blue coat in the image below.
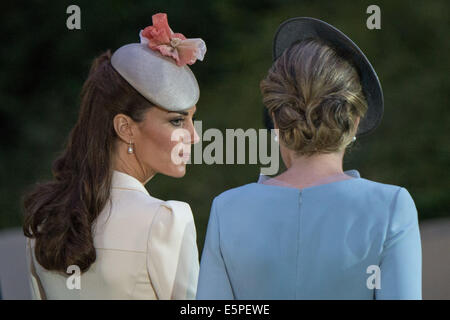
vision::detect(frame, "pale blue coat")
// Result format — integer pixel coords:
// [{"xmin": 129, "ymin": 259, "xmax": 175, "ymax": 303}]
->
[{"xmin": 196, "ymin": 170, "xmax": 422, "ymax": 299}]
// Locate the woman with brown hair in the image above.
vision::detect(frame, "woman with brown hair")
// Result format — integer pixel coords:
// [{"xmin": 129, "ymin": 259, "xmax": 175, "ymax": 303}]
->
[
  {"xmin": 197, "ymin": 18, "xmax": 422, "ymax": 299},
  {"xmin": 23, "ymin": 13, "xmax": 206, "ymax": 299}
]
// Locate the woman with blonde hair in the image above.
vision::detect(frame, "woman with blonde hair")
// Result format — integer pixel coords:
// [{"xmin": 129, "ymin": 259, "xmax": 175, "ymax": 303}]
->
[
  {"xmin": 197, "ymin": 17, "xmax": 421, "ymax": 299},
  {"xmin": 23, "ymin": 13, "xmax": 206, "ymax": 299}
]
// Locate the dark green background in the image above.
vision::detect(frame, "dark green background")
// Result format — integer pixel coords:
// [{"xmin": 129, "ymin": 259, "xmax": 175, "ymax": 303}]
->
[{"xmin": 1, "ymin": 0, "xmax": 448, "ymax": 251}]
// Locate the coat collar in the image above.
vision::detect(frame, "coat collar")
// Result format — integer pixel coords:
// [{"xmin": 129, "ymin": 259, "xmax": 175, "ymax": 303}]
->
[
  {"xmin": 111, "ymin": 170, "xmax": 150, "ymax": 196},
  {"xmin": 257, "ymin": 169, "xmax": 361, "ymax": 184}
]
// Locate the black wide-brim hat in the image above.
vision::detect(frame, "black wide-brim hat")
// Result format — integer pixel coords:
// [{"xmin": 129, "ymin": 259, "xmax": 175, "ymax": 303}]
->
[{"xmin": 264, "ymin": 17, "xmax": 384, "ymax": 137}]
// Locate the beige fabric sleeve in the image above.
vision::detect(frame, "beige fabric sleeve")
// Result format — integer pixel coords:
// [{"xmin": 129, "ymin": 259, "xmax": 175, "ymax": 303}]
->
[
  {"xmin": 25, "ymin": 238, "xmax": 46, "ymax": 300},
  {"xmin": 146, "ymin": 201, "xmax": 199, "ymax": 300}
]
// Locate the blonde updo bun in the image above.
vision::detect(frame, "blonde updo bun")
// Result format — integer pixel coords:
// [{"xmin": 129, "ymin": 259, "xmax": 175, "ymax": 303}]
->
[{"xmin": 260, "ymin": 38, "xmax": 368, "ymax": 155}]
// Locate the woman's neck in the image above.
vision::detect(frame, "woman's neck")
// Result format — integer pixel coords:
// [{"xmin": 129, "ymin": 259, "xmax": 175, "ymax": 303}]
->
[
  {"xmin": 266, "ymin": 150, "xmax": 352, "ymax": 188},
  {"xmin": 112, "ymin": 143, "xmax": 156, "ymax": 185}
]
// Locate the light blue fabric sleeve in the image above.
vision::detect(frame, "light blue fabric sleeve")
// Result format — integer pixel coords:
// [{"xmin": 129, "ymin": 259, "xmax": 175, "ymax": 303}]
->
[
  {"xmin": 196, "ymin": 199, "xmax": 235, "ymax": 299},
  {"xmin": 376, "ymin": 187, "xmax": 422, "ymax": 299}
]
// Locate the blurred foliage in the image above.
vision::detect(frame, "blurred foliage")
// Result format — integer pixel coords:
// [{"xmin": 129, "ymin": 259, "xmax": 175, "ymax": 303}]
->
[{"xmin": 0, "ymin": 0, "xmax": 448, "ymax": 251}]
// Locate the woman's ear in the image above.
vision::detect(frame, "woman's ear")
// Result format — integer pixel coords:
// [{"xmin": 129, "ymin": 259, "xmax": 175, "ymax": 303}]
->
[
  {"xmin": 113, "ymin": 114, "xmax": 134, "ymax": 143},
  {"xmin": 271, "ymin": 111, "xmax": 278, "ymax": 130},
  {"xmin": 354, "ymin": 116, "xmax": 361, "ymax": 134}
]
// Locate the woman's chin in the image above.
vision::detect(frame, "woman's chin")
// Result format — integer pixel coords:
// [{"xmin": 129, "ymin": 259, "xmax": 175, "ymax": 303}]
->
[{"xmin": 166, "ymin": 164, "xmax": 187, "ymax": 178}]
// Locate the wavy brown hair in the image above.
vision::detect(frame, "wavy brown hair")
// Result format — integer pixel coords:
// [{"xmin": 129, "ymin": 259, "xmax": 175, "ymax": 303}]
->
[
  {"xmin": 23, "ymin": 50, "xmax": 154, "ymax": 273},
  {"xmin": 260, "ymin": 38, "xmax": 368, "ymax": 156}
]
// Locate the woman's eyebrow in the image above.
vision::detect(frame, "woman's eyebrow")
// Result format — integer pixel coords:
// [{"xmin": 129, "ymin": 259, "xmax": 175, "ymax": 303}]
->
[{"xmin": 167, "ymin": 111, "xmax": 188, "ymax": 116}]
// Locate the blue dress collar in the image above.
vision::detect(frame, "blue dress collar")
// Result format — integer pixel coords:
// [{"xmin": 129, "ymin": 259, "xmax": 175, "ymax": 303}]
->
[{"xmin": 257, "ymin": 169, "xmax": 361, "ymax": 184}]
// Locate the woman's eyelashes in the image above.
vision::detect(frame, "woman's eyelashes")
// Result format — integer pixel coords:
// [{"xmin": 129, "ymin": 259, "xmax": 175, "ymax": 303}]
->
[
  {"xmin": 170, "ymin": 117, "xmax": 184, "ymax": 127},
  {"xmin": 170, "ymin": 115, "xmax": 197, "ymax": 127}
]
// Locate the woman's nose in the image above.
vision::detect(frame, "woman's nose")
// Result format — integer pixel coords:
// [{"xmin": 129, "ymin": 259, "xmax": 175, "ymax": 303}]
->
[{"xmin": 191, "ymin": 127, "xmax": 200, "ymax": 144}]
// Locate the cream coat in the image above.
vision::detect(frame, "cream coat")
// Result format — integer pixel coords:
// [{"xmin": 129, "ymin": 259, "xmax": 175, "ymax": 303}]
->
[{"xmin": 26, "ymin": 170, "xmax": 199, "ymax": 299}]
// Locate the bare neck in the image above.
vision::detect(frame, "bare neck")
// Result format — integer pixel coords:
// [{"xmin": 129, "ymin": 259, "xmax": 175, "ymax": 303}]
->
[
  {"xmin": 112, "ymin": 141, "xmax": 156, "ymax": 185},
  {"xmin": 265, "ymin": 150, "xmax": 352, "ymax": 188}
]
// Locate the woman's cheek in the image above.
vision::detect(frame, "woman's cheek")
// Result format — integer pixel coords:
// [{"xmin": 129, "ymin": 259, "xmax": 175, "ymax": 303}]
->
[{"xmin": 168, "ymin": 139, "xmax": 183, "ymax": 166}]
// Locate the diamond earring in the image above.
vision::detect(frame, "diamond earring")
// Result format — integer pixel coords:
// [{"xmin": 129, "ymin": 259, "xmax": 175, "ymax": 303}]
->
[{"xmin": 127, "ymin": 141, "xmax": 134, "ymax": 154}]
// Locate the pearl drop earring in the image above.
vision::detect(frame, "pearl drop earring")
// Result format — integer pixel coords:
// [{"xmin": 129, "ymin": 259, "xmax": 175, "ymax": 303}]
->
[
  {"xmin": 127, "ymin": 141, "xmax": 134, "ymax": 154},
  {"xmin": 352, "ymin": 136, "xmax": 357, "ymax": 142}
]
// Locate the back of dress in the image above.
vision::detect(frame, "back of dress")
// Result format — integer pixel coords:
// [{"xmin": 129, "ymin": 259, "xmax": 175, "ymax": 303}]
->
[{"xmin": 196, "ymin": 170, "xmax": 422, "ymax": 299}]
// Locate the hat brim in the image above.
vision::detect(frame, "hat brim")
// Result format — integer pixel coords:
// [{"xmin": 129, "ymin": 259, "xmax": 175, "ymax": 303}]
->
[{"xmin": 266, "ymin": 17, "xmax": 383, "ymax": 137}]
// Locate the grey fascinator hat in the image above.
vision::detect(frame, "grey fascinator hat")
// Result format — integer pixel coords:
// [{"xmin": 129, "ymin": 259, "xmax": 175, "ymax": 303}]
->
[
  {"xmin": 266, "ymin": 17, "xmax": 384, "ymax": 137},
  {"xmin": 111, "ymin": 13, "xmax": 206, "ymax": 111}
]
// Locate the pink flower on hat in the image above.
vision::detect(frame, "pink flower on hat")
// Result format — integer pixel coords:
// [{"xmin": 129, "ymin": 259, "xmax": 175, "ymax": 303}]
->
[{"xmin": 140, "ymin": 13, "xmax": 206, "ymax": 67}]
